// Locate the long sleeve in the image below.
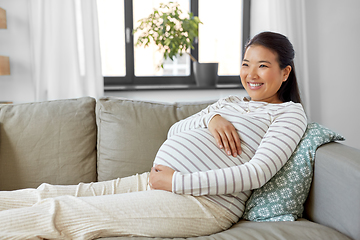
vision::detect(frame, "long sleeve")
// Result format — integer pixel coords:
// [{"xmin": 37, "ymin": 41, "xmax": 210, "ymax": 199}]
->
[
  {"xmin": 167, "ymin": 98, "xmax": 228, "ymax": 138},
  {"xmin": 171, "ymin": 102, "xmax": 307, "ymax": 196}
]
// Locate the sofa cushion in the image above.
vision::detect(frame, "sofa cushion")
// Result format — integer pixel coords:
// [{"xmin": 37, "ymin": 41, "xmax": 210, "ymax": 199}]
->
[
  {"xmin": 242, "ymin": 122, "xmax": 345, "ymax": 222},
  {"xmin": 96, "ymin": 97, "xmax": 214, "ymax": 181},
  {"xmin": 99, "ymin": 219, "xmax": 351, "ymax": 240},
  {"xmin": 0, "ymin": 97, "xmax": 97, "ymax": 190}
]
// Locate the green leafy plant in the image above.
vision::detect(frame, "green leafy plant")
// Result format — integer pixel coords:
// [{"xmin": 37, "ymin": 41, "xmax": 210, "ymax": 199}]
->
[{"xmin": 133, "ymin": 2, "xmax": 202, "ymax": 68}]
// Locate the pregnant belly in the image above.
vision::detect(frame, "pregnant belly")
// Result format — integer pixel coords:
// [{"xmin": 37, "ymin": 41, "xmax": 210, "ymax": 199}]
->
[{"xmin": 153, "ymin": 128, "xmax": 246, "ymax": 173}]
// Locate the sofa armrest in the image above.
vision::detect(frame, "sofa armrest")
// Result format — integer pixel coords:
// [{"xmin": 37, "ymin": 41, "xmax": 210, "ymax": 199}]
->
[{"xmin": 305, "ymin": 142, "xmax": 360, "ymax": 240}]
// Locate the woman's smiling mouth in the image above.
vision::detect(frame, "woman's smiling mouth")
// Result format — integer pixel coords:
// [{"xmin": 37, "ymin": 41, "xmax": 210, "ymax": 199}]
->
[{"xmin": 248, "ymin": 82, "xmax": 264, "ymax": 89}]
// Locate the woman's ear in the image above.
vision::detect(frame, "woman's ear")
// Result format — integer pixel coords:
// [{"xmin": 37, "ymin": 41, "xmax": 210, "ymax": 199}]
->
[{"xmin": 283, "ymin": 65, "xmax": 292, "ymax": 82}]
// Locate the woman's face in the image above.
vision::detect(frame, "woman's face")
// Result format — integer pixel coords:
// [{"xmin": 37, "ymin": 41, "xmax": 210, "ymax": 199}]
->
[{"xmin": 240, "ymin": 45, "xmax": 291, "ymax": 103}]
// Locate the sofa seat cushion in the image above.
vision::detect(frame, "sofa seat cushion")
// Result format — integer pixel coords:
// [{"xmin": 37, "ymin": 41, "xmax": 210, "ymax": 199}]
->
[
  {"xmin": 0, "ymin": 97, "xmax": 97, "ymax": 190},
  {"xmin": 98, "ymin": 219, "xmax": 351, "ymax": 240}
]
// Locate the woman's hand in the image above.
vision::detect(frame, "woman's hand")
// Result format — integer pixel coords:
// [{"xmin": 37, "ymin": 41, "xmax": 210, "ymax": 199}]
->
[
  {"xmin": 208, "ymin": 115, "xmax": 242, "ymax": 157},
  {"xmin": 149, "ymin": 165, "xmax": 175, "ymax": 192}
]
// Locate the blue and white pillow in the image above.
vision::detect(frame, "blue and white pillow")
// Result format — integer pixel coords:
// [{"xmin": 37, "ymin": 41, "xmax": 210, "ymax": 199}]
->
[{"xmin": 242, "ymin": 122, "xmax": 345, "ymax": 221}]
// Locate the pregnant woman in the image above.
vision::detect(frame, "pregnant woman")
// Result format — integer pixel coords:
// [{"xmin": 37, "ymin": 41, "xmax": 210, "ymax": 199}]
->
[{"xmin": 0, "ymin": 31, "xmax": 307, "ymax": 240}]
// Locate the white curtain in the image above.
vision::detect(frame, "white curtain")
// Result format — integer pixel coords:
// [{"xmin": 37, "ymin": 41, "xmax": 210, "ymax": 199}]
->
[
  {"xmin": 28, "ymin": 0, "xmax": 104, "ymax": 101},
  {"xmin": 250, "ymin": 0, "xmax": 311, "ymax": 119}
]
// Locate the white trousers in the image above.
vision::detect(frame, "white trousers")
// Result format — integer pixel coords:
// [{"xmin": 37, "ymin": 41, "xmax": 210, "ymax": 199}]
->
[{"xmin": 0, "ymin": 172, "xmax": 235, "ymax": 240}]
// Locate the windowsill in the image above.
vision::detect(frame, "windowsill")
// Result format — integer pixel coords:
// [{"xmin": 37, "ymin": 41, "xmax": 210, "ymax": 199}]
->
[{"xmin": 104, "ymin": 84, "xmax": 243, "ymax": 91}]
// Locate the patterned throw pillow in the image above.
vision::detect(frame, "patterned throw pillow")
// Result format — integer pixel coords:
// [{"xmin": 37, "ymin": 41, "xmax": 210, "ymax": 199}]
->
[{"xmin": 242, "ymin": 122, "xmax": 345, "ymax": 222}]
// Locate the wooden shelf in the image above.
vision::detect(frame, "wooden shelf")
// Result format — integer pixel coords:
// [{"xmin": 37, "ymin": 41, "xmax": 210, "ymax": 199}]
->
[
  {"xmin": 0, "ymin": 7, "xmax": 7, "ymax": 29},
  {"xmin": 0, "ymin": 56, "xmax": 10, "ymax": 75}
]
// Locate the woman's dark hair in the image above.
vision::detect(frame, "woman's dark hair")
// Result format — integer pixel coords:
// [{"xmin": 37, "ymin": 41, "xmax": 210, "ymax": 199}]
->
[{"xmin": 245, "ymin": 31, "xmax": 302, "ymax": 103}]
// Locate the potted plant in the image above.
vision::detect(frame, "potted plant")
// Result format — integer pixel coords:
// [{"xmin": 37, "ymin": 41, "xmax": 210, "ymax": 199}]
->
[{"xmin": 133, "ymin": 2, "xmax": 219, "ymax": 87}]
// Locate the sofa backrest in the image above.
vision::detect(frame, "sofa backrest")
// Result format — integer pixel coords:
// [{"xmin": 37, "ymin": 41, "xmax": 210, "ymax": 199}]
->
[
  {"xmin": 0, "ymin": 97, "xmax": 97, "ymax": 190},
  {"xmin": 0, "ymin": 96, "xmax": 214, "ymax": 190},
  {"xmin": 96, "ymin": 97, "xmax": 215, "ymax": 181}
]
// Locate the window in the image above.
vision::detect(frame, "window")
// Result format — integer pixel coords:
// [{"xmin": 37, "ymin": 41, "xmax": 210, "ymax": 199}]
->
[{"xmin": 97, "ymin": 0, "xmax": 250, "ymax": 89}]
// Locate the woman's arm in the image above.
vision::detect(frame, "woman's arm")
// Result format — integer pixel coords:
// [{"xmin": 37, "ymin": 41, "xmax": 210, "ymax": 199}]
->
[{"xmin": 171, "ymin": 104, "xmax": 307, "ymax": 196}]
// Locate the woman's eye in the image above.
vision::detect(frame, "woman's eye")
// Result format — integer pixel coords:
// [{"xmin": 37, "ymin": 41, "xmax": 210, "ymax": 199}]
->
[
  {"xmin": 259, "ymin": 64, "xmax": 268, "ymax": 68},
  {"xmin": 242, "ymin": 63, "xmax": 248, "ymax": 67}
]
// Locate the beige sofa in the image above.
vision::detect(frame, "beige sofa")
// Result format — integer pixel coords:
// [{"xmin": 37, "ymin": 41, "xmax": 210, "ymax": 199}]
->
[{"xmin": 0, "ymin": 96, "xmax": 359, "ymax": 240}]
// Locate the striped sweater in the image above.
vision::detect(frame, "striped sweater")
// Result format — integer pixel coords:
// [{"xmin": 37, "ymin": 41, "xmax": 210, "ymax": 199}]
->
[{"xmin": 153, "ymin": 96, "xmax": 307, "ymax": 219}]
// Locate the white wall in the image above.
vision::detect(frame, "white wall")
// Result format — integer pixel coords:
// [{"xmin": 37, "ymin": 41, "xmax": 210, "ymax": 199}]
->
[
  {"xmin": 1, "ymin": 0, "xmax": 359, "ymax": 149},
  {"xmin": 0, "ymin": 0, "xmax": 34, "ymax": 103},
  {"xmin": 305, "ymin": 0, "xmax": 360, "ymax": 149}
]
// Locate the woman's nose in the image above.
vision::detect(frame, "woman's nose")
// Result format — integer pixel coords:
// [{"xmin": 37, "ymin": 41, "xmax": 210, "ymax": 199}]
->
[{"xmin": 248, "ymin": 67, "xmax": 258, "ymax": 79}]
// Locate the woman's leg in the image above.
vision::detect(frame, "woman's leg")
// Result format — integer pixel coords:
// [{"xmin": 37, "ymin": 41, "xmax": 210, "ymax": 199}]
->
[
  {"xmin": 0, "ymin": 172, "xmax": 150, "ymax": 211},
  {"xmin": 0, "ymin": 190, "xmax": 232, "ymax": 239}
]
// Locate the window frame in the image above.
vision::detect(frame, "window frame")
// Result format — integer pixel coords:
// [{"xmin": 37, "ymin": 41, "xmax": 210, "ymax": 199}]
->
[{"xmin": 103, "ymin": 0, "xmax": 251, "ymax": 89}]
